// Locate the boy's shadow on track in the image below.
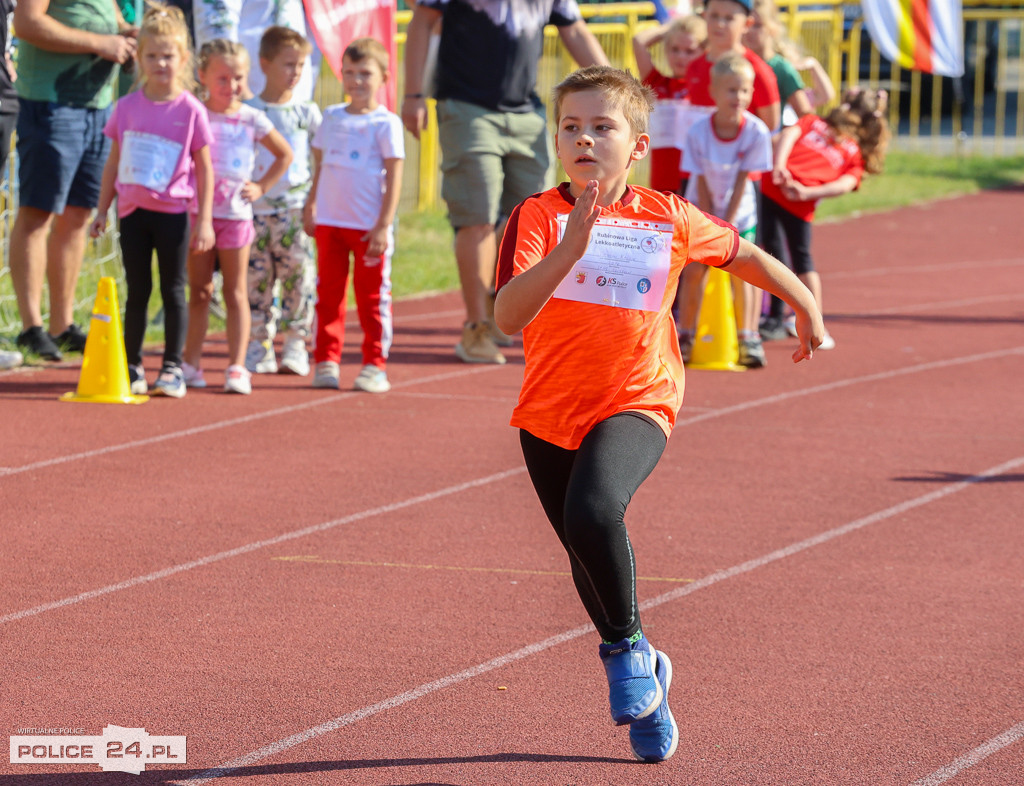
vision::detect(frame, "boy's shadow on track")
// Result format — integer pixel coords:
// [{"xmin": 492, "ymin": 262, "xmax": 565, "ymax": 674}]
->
[
  {"xmin": 894, "ymin": 471, "xmax": 1024, "ymax": 483},
  {"xmin": 0, "ymin": 753, "xmax": 640, "ymax": 785},
  {"xmin": 829, "ymin": 312, "xmax": 1023, "ymax": 327}
]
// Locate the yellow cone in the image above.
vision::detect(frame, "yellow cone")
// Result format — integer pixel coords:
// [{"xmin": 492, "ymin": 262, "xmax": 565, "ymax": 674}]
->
[
  {"xmin": 687, "ymin": 266, "xmax": 744, "ymax": 371},
  {"xmin": 61, "ymin": 277, "xmax": 148, "ymax": 404}
]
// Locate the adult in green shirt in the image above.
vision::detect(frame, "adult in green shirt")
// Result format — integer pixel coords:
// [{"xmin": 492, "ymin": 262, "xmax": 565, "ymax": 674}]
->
[{"xmin": 10, "ymin": 0, "xmax": 136, "ymax": 360}]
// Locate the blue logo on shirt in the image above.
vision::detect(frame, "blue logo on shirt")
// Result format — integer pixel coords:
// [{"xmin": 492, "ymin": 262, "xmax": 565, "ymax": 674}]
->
[{"xmin": 637, "ymin": 278, "xmax": 652, "ymax": 294}]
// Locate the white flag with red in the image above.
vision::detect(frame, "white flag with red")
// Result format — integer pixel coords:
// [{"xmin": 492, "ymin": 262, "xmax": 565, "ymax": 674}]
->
[{"xmin": 861, "ymin": 0, "xmax": 964, "ymax": 78}]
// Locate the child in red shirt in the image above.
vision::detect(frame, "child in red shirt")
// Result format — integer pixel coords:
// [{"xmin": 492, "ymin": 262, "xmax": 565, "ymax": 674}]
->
[
  {"xmin": 632, "ymin": 14, "xmax": 707, "ymax": 194},
  {"xmin": 494, "ymin": 65, "xmax": 822, "ymax": 763},
  {"xmin": 761, "ymin": 87, "xmax": 890, "ymax": 348}
]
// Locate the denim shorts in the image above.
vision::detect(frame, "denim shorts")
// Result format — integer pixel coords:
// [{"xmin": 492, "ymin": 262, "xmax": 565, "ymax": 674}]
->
[{"xmin": 16, "ymin": 99, "xmax": 112, "ymax": 213}]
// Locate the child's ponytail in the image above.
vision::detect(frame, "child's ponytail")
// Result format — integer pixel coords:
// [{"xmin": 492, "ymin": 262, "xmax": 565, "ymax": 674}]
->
[{"xmin": 825, "ymin": 87, "xmax": 890, "ymax": 174}]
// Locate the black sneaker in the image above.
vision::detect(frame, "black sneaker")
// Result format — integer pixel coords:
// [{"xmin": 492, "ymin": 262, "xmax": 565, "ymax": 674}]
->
[
  {"xmin": 16, "ymin": 326, "xmax": 63, "ymax": 361},
  {"xmin": 759, "ymin": 316, "xmax": 789, "ymax": 341},
  {"xmin": 52, "ymin": 323, "xmax": 88, "ymax": 353}
]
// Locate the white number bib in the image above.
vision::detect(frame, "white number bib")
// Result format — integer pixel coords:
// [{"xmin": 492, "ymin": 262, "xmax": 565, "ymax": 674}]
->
[
  {"xmin": 552, "ymin": 216, "xmax": 673, "ymax": 312},
  {"xmin": 119, "ymin": 131, "xmax": 184, "ymax": 192},
  {"xmin": 210, "ymin": 122, "xmax": 255, "ymax": 179}
]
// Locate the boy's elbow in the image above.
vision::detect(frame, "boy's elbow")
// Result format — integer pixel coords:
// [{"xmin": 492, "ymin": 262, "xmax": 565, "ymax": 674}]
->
[{"xmin": 492, "ymin": 290, "xmax": 519, "ymax": 336}]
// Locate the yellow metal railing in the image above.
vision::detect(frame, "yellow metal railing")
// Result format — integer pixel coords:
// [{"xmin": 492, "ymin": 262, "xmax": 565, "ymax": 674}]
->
[
  {"xmin": 396, "ymin": 0, "xmax": 1024, "ymax": 210},
  {"xmin": 4, "ymin": 2, "xmax": 1024, "ymax": 331}
]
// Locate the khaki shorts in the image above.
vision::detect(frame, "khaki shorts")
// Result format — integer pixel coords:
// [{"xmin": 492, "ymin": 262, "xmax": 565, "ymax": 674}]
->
[{"xmin": 437, "ymin": 99, "xmax": 551, "ymax": 228}]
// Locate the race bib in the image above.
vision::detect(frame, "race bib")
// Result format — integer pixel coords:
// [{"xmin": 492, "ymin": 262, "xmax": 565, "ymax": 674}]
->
[
  {"xmin": 552, "ymin": 216, "xmax": 673, "ymax": 312},
  {"xmin": 649, "ymin": 101, "xmax": 713, "ymax": 150},
  {"xmin": 321, "ymin": 125, "xmax": 371, "ymax": 169},
  {"xmin": 210, "ymin": 122, "xmax": 255, "ymax": 180},
  {"xmin": 119, "ymin": 131, "xmax": 184, "ymax": 192}
]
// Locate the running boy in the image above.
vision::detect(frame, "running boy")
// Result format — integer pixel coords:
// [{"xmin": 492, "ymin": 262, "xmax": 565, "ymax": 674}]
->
[
  {"xmin": 245, "ymin": 26, "xmax": 322, "ymax": 377},
  {"xmin": 493, "ymin": 65, "xmax": 822, "ymax": 762},
  {"xmin": 681, "ymin": 54, "xmax": 773, "ymax": 367},
  {"xmin": 304, "ymin": 37, "xmax": 404, "ymax": 393}
]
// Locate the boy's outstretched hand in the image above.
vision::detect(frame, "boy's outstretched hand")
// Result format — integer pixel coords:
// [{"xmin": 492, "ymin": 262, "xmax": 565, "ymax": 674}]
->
[
  {"xmin": 791, "ymin": 307, "xmax": 825, "ymax": 363},
  {"xmin": 561, "ymin": 180, "xmax": 601, "ymax": 261}
]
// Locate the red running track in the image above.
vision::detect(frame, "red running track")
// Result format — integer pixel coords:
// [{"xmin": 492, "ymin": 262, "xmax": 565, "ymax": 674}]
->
[{"xmin": 1, "ymin": 186, "xmax": 1023, "ymax": 785}]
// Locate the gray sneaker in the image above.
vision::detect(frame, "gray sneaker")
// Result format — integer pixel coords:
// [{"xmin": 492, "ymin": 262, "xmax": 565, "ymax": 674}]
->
[
  {"xmin": 128, "ymin": 364, "xmax": 148, "ymax": 395},
  {"xmin": 738, "ymin": 337, "xmax": 767, "ymax": 368}
]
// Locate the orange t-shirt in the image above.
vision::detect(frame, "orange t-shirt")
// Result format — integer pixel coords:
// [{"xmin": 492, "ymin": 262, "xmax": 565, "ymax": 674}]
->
[{"xmin": 496, "ymin": 183, "xmax": 739, "ymax": 450}]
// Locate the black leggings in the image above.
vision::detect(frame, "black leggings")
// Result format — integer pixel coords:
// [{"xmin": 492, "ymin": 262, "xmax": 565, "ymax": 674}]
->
[
  {"xmin": 761, "ymin": 195, "xmax": 814, "ymax": 320},
  {"xmin": 119, "ymin": 209, "xmax": 189, "ymax": 368},
  {"xmin": 520, "ymin": 413, "xmax": 667, "ymax": 642}
]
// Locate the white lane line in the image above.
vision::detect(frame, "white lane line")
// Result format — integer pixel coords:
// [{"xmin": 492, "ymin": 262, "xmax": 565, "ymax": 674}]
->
[
  {"xmin": 5, "ymin": 347, "xmax": 1020, "ymax": 480},
  {"xmin": 676, "ymin": 347, "xmax": 1024, "ymax": 428},
  {"xmin": 0, "ymin": 467, "xmax": 526, "ymax": 626},
  {"xmin": 911, "ymin": 720, "xmax": 1024, "ymax": 786},
  {"xmin": 177, "ymin": 455, "xmax": 1024, "ymax": 784},
  {"xmin": 0, "ymin": 365, "xmax": 497, "ymax": 479},
  {"xmin": 4, "ymin": 347, "xmax": 1021, "ymax": 625}
]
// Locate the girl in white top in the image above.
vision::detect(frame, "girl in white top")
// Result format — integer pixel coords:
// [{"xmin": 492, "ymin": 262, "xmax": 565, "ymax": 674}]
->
[{"xmin": 182, "ymin": 38, "xmax": 292, "ymax": 395}]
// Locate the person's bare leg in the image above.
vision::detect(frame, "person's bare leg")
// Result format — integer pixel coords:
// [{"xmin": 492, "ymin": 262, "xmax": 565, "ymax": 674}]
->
[
  {"xmin": 676, "ymin": 263, "xmax": 709, "ymax": 336},
  {"xmin": 732, "ymin": 280, "xmax": 763, "ymax": 335},
  {"xmin": 454, "ymin": 223, "xmax": 495, "ymax": 325},
  {"xmin": 184, "ymin": 249, "xmax": 216, "ymax": 369},
  {"xmin": 217, "ymin": 246, "xmax": 252, "ymax": 368},
  {"xmin": 46, "ymin": 206, "xmax": 91, "ymax": 336},
  {"xmin": 9, "ymin": 206, "xmax": 54, "ymax": 329}
]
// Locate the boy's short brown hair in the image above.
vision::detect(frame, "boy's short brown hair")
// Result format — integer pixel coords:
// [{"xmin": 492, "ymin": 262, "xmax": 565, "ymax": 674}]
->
[
  {"xmin": 552, "ymin": 66, "xmax": 656, "ymax": 137},
  {"xmin": 259, "ymin": 25, "xmax": 313, "ymax": 62},
  {"xmin": 343, "ymin": 37, "xmax": 389, "ymax": 73}
]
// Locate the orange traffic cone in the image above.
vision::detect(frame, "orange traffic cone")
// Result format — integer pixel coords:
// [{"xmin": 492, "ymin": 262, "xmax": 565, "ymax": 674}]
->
[
  {"xmin": 687, "ymin": 266, "xmax": 744, "ymax": 371},
  {"xmin": 61, "ymin": 277, "xmax": 148, "ymax": 404}
]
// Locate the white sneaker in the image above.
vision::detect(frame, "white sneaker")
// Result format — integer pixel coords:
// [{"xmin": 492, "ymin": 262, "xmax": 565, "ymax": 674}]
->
[
  {"xmin": 224, "ymin": 364, "xmax": 252, "ymax": 394},
  {"xmin": 279, "ymin": 335, "xmax": 310, "ymax": 376},
  {"xmin": 0, "ymin": 349, "xmax": 23, "ymax": 369},
  {"xmin": 312, "ymin": 361, "xmax": 340, "ymax": 389},
  {"xmin": 245, "ymin": 339, "xmax": 277, "ymax": 374},
  {"xmin": 181, "ymin": 361, "xmax": 207, "ymax": 388},
  {"xmin": 353, "ymin": 364, "xmax": 391, "ymax": 393}
]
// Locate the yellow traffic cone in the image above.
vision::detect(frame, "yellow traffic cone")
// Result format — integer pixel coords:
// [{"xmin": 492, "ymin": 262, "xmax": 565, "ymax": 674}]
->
[
  {"xmin": 687, "ymin": 266, "xmax": 744, "ymax": 371},
  {"xmin": 61, "ymin": 277, "xmax": 148, "ymax": 404}
]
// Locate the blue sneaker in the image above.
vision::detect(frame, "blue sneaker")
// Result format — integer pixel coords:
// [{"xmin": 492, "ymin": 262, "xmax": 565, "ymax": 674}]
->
[
  {"xmin": 599, "ymin": 635, "xmax": 663, "ymax": 725},
  {"xmin": 152, "ymin": 366, "xmax": 186, "ymax": 398},
  {"xmin": 629, "ymin": 649, "xmax": 679, "ymax": 762}
]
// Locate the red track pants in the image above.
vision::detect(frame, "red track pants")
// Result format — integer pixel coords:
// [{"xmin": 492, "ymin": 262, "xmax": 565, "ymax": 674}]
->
[{"xmin": 314, "ymin": 225, "xmax": 393, "ymax": 368}]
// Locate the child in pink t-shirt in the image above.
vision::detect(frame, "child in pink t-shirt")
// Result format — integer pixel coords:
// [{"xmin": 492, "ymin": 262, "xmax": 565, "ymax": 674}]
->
[{"xmin": 91, "ymin": 4, "xmax": 215, "ymax": 398}]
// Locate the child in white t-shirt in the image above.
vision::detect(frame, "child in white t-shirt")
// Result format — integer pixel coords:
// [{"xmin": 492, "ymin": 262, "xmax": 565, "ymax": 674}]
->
[
  {"xmin": 245, "ymin": 26, "xmax": 322, "ymax": 377},
  {"xmin": 303, "ymin": 37, "xmax": 404, "ymax": 394},
  {"xmin": 182, "ymin": 38, "xmax": 292, "ymax": 394},
  {"xmin": 680, "ymin": 53, "xmax": 773, "ymax": 368}
]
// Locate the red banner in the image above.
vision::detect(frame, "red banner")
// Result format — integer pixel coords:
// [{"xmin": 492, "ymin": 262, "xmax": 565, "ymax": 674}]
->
[{"xmin": 302, "ymin": 0, "xmax": 398, "ymax": 111}]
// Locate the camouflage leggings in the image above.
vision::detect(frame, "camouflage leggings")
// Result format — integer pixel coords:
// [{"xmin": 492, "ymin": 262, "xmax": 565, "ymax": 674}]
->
[{"xmin": 248, "ymin": 210, "xmax": 316, "ymax": 341}]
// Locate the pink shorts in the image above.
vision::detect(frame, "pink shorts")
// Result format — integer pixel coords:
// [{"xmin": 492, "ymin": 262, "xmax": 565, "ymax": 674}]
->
[{"xmin": 192, "ymin": 215, "xmax": 255, "ymax": 250}]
